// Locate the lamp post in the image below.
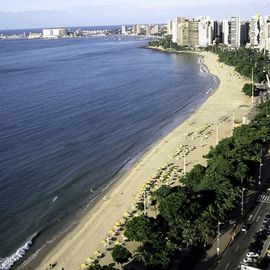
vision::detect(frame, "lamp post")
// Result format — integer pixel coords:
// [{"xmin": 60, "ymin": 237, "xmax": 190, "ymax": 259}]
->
[
  {"xmin": 183, "ymin": 147, "xmax": 186, "ymax": 175},
  {"xmin": 217, "ymin": 221, "xmax": 223, "ymax": 256},
  {"xmin": 258, "ymin": 148, "xmax": 263, "ymax": 187},
  {"xmin": 232, "ymin": 111, "xmax": 235, "ymax": 130},
  {"xmin": 216, "ymin": 123, "xmax": 219, "ymax": 146},
  {"xmin": 143, "ymin": 190, "xmax": 147, "ymax": 215},
  {"xmin": 241, "ymin": 187, "xmax": 246, "ymax": 216},
  {"xmin": 252, "ymin": 67, "xmax": 254, "ymax": 104}
]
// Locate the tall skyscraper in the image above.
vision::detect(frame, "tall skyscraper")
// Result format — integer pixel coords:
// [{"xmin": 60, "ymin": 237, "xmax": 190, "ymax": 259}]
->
[
  {"xmin": 261, "ymin": 16, "xmax": 270, "ymax": 51},
  {"xmin": 132, "ymin": 25, "xmax": 141, "ymax": 35},
  {"xmin": 172, "ymin": 17, "xmax": 186, "ymax": 44},
  {"xmin": 167, "ymin": 20, "xmax": 173, "ymax": 35},
  {"xmin": 249, "ymin": 14, "xmax": 264, "ymax": 48},
  {"xmin": 240, "ymin": 22, "xmax": 250, "ymax": 45},
  {"xmin": 222, "ymin": 20, "xmax": 229, "ymax": 45},
  {"xmin": 188, "ymin": 19, "xmax": 199, "ymax": 47},
  {"xmin": 228, "ymin": 16, "xmax": 241, "ymax": 48},
  {"xmin": 198, "ymin": 17, "xmax": 214, "ymax": 47},
  {"xmin": 121, "ymin": 26, "xmax": 127, "ymax": 35}
]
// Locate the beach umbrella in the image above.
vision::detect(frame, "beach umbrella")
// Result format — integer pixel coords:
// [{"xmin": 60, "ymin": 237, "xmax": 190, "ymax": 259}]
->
[
  {"xmin": 108, "ymin": 230, "xmax": 114, "ymax": 235},
  {"xmin": 94, "ymin": 250, "xmax": 100, "ymax": 255},
  {"xmin": 115, "ymin": 240, "xmax": 121, "ymax": 245},
  {"xmin": 86, "ymin": 257, "xmax": 94, "ymax": 263},
  {"xmin": 101, "ymin": 240, "xmax": 106, "ymax": 244},
  {"xmin": 81, "ymin": 263, "xmax": 89, "ymax": 269},
  {"xmin": 120, "ymin": 219, "xmax": 125, "ymax": 224},
  {"xmin": 123, "ymin": 211, "xmax": 129, "ymax": 217}
]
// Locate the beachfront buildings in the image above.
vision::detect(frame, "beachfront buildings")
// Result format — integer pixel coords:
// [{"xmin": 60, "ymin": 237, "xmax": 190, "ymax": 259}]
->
[
  {"xmin": 169, "ymin": 15, "xmax": 253, "ymax": 49},
  {"xmin": 121, "ymin": 26, "xmax": 127, "ymax": 35},
  {"xmin": 171, "ymin": 17, "xmax": 199, "ymax": 47},
  {"xmin": 42, "ymin": 28, "xmax": 68, "ymax": 38},
  {"xmin": 170, "ymin": 16, "xmax": 241, "ymax": 48},
  {"xmin": 264, "ymin": 16, "xmax": 270, "ymax": 51},
  {"xmin": 198, "ymin": 17, "xmax": 214, "ymax": 47},
  {"xmin": 248, "ymin": 14, "xmax": 270, "ymax": 51},
  {"xmin": 167, "ymin": 20, "xmax": 174, "ymax": 35},
  {"xmin": 145, "ymin": 25, "xmax": 159, "ymax": 36},
  {"xmin": 132, "ymin": 25, "xmax": 142, "ymax": 35},
  {"xmin": 228, "ymin": 16, "xmax": 241, "ymax": 48},
  {"xmin": 241, "ymin": 22, "xmax": 250, "ymax": 45},
  {"xmin": 222, "ymin": 20, "xmax": 230, "ymax": 45}
]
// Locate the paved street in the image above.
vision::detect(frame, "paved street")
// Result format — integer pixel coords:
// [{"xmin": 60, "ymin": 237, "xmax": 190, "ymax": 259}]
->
[
  {"xmin": 214, "ymin": 198, "xmax": 270, "ymax": 270},
  {"xmin": 257, "ymin": 194, "xmax": 270, "ymax": 204}
]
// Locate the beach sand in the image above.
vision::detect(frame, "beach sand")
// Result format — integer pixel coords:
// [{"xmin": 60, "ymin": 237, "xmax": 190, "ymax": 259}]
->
[{"xmin": 19, "ymin": 51, "xmax": 253, "ymax": 270}]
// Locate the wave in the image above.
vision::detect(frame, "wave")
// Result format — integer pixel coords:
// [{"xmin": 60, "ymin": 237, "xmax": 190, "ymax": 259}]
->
[{"xmin": 0, "ymin": 232, "xmax": 38, "ymax": 270}]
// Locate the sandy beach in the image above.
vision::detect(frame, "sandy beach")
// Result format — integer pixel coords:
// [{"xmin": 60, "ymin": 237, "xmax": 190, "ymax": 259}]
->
[{"xmin": 19, "ymin": 51, "xmax": 253, "ymax": 270}]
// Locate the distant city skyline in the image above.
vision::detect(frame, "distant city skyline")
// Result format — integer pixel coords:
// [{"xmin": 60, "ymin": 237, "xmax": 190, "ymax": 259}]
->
[{"xmin": 0, "ymin": 0, "xmax": 269, "ymax": 29}]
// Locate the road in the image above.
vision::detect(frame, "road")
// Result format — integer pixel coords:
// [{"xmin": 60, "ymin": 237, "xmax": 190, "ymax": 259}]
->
[{"xmin": 214, "ymin": 194, "xmax": 270, "ymax": 270}]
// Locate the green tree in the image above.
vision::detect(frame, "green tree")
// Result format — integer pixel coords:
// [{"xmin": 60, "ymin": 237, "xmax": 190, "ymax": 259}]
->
[
  {"xmin": 111, "ymin": 245, "xmax": 132, "ymax": 266},
  {"xmin": 242, "ymin": 83, "xmax": 253, "ymax": 97},
  {"xmin": 124, "ymin": 216, "xmax": 156, "ymax": 242},
  {"xmin": 181, "ymin": 164, "xmax": 206, "ymax": 191}
]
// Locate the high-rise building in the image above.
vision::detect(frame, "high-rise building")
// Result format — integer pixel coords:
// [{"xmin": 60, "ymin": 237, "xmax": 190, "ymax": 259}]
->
[
  {"xmin": 213, "ymin": 21, "xmax": 221, "ymax": 43},
  {"xmin": 146, "ymin": 25, "xmax": 159, "ymax": 36},
  {"xmin": 198, "ymin": 17, "xmax": 214, "ymax": 47},
  {"xmin": 221, "ymin": 20, "xmax": 229, "ymax": 45},
  {"xmin": 240, "ymin": 22, "xmax": 250, "ymax": 45},
  {"xmin": 132, "ymin": 25, "xmax": 137, "ymax": 35},
  {"xmin": 172, "ymin": 17, "xmax": 186, "ymax": 44},
  {"xmin": 150, "ymin": 25, "xmax": 159, "ymax": 35},
  {"xmin": 249, "ymin": 14, "xmax": 264, "ymax": 48},
  {"xmin": 121, "ymin": 26, "xmax": 127, "ymax": 35},
  {"xmin": 42, "ymin": 28, "xmax": 67, "ymax": 38},
  {"xmin": 228, "ymin": 16, "xmax": 241, "ymax": 48},
  {"xmin": 262, "ymin": 16, "xmax": 270, "ymax": 51},
  {"xmin": 167, "ymin": 20, "xmax": 173, "ymax": 35},
  {"xmin": 132, "ymin": 25, "xmax": 142, "ymax": 35}
]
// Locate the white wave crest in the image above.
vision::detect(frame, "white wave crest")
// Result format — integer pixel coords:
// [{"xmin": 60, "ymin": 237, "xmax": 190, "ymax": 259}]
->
[{"xmin": 0, "ymin": 233, "xmax": 37, "ymax": 270}]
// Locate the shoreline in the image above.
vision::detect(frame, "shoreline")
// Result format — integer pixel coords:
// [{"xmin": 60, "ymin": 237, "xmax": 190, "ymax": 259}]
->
[{"xmin": 19, "ymin": 50, "xmax": 252, "ymax": 270}]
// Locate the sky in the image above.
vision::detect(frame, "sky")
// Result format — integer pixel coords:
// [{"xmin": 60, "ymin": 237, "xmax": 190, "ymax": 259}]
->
[{"xmin": 0, "ymin": 0, "xmax": 269, "ymax": 29}]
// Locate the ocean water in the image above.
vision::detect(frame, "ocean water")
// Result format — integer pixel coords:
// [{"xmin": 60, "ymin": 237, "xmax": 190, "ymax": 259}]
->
[{"xmin": 0, "ymin": 36, "xmax": 216, "ymax": 269}]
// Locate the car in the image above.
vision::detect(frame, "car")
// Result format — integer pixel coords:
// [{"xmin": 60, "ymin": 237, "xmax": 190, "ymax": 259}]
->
[
  {"xmin": 243, "ymin": 257, "xmax": 255, "ymax": 263},
  {"xmin": 246, "ymin": 252, "xmax": 259, "ymax": 258},
  {"xmin": 242, "ymin": 223, "xmax": 251, "ymax": 232}
]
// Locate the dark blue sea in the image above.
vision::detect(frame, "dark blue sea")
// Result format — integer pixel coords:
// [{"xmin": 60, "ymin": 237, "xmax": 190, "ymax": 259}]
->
[{"xmin": 0, "ymin": 36, "xmax": 217, "ymax": 269}]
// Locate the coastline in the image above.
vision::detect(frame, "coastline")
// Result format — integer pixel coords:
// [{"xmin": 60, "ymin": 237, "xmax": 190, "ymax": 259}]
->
[{"xmin": 19, "ymin": 50, "xmax": 252, "ymax": 270}]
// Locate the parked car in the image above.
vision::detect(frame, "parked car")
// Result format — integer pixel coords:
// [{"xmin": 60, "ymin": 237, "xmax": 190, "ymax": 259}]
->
[
  {"xmin": 246, "ymin": 252, "xmax": 259, "ymax": 258},
  {"xmin": 242, "ymin": 223, "xmax": 251, "ymax": 232},
  {"xmin": 243, "ymin": 257, "xmax": 255, "ymax": 263}
]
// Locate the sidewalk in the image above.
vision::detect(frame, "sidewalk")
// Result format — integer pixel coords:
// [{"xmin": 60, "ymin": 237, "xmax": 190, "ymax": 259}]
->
[{"xmin": 193, "ymin": 225, "xmax": 237, "ymax": 270}]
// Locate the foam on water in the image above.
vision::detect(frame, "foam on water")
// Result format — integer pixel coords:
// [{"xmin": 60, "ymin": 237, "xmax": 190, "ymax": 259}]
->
[{"xmin": 0, "ymin": 233, "xmax": 38, "ymax": 270}]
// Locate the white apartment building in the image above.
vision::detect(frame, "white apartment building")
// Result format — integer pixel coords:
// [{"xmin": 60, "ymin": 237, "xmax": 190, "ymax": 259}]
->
[
  {"xmin": 172, "ymin": 17, "xmax": 187, "ymax": 44},
  {"xmin": 167, "ymin": 20, "xmax": 173, "ymax": 35},
  {"xmin": 263, "ymin": 16, "xmax": 270, "ymax": 51},
  {"xmin": 249, "ymin": 14, "xmax": 264, "ymax": 47},
  {"xmin": 198, "ymin": 17, "xmax": 214, "ymax": 47},
  {"xmin": 42, "ymin": 28, "xmax": 67, "ymax": 38},
  {"xmin": 228, "ymin": 16, "xmax": 241, "ymax": 48},
  {"xmin": 222, "ymin": 20, "xmax": 229, "ymax": 45},
  {"xmin": 121, "ymin": 25, "xmax": 127, "ymax": 35}
]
